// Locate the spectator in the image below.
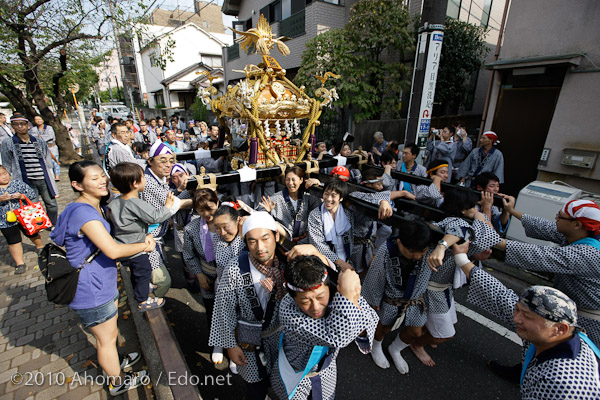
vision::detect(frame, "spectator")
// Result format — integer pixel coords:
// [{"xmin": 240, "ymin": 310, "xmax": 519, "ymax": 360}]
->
[
  {"xmin": 0, "ymin": 113, "xmax": 58, "ymax": 225},
  {"xmin": 0, "ymin": 165, "xmax": 44, "ymax": 274},
  {"xmin": 148, "ymin": 118, "xmax": 158, "ymax": 135},
  {"xmin": 197, "ymin": 121, "xmax": 209, "ymax": 143},
  {"xmin": 0, "ymin": 113, "xmax": 14, "ymax": 146},
  {"xmin": 157, "ymin": 117, "xmax": 166, "ymax": 131},
  {"xmin": 30, "ymin": 115, "xmax": 61, "ymax": 181},
  {"xmin": 50, "ymin": 161, "xmax": 150, "ymax": 395},
  {"xmin": 386, "ymin": 140, "xmax": 399, "ymax": 155},
  {"xmin": 209, "ymin": 124, "xmax": 219, "ymax": 141},
  {"xmin": 371, "ymin": 131, "xmax": 388, "ymax": 165},
  {"xmin": 135, "ymin": 119, "xmax": 157, "ymax": 145},
  {"xmin": 163, "ymin": 129, "xmax": 185, "ymax": 153},
  {"xmin": 458, "ymin": 131, "xmax": 504, "ymax": 188},
  {"xmin": 105, "ymin": 121, "xmax": 146, "ymax": 173},
  {"xmin": 426, "ymin": 126, "xmax": 456, "ymax": 182},
  {"xmin": 452, "ymin": 124, "xmax": 472, "ymax": 172}
]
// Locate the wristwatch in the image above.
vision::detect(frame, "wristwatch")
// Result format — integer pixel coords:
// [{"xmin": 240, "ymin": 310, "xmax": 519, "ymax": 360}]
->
[{"xmin": 437, "ymin": 239, "xmax": 449, "ymax": 249}]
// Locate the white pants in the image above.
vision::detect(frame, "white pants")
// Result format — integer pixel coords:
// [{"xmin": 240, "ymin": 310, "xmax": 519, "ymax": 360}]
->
[{"xmin": 425, "ymin": 300, "xmax": 457, "ymax": 339}]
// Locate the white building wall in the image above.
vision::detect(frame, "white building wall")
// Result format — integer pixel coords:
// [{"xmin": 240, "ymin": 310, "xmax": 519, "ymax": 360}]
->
[
  {"xmin": 136, "ymin": 23, "xmax": 232, "ymax": 109},
  {"xmin": 97, "ymin": 49, "xmax": 124, "ymax": 95}
]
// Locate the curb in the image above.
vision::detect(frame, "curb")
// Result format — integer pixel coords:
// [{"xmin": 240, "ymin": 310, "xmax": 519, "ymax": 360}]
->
[{"xmin": 120, "ymin": 264, "xmax": 175, "ymax": 400}]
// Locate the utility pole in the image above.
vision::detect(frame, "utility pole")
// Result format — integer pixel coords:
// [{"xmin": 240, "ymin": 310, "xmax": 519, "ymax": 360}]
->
[
  {"xmin": 115, "ymin": 76, "xmax": 122, "ymax": 102},
  {"xmin": 107, "ymin": 0, "xmax": 128, "ymax": 106},
  {"xmin": 405, "ymin": 0, "xmax": 448, "ymax": 149}
]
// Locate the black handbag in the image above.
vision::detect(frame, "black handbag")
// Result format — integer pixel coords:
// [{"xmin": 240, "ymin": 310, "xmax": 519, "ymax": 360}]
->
[{"xmin": 39, "ymin": 243, "xmax": 100, "ymax": 305}]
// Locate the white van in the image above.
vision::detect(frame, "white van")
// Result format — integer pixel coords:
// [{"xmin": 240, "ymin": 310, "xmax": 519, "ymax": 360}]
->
[{"xmin": 99, "ymin": 103, "xmax": 130, "ymax": 120}]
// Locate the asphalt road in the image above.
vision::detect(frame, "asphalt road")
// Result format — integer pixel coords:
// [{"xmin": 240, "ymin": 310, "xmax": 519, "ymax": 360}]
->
[{"xmin": 160, "ymin": 240, "xmax": 523, "ymax": 400}]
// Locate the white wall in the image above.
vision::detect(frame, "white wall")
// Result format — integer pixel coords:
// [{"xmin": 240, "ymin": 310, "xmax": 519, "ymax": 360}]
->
[{"xmin": 138, "ymin": 23, "xmax": 232, "ymax": 108}]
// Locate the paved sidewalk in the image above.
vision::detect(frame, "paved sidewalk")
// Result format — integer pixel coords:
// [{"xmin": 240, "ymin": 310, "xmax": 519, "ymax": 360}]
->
[{"xmin": 0, "ymin": 172, "xmax": 151, "ymax": 400}]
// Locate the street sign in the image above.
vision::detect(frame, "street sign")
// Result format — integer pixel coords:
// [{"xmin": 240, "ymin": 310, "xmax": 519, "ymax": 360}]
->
[
  {"xmin": 69, "ymin": 83, "xmax": 80, "ymax": 93},
  {"xmin": 416, "ymin": 30, "xmax": 444, "ymax": 136}
]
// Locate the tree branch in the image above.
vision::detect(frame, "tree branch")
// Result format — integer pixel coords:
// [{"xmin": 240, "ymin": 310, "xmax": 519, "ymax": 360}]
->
[
  {"xmin": 0, "ymin": 73, "xmax": 36, "ymax": 117},
  {"xmin": 20, "ymin": 0, "xmax": 53, "ymax": 18},
  {"xmin": 35, "ymin": 16, "xmax": 109, "ymax": 61}
]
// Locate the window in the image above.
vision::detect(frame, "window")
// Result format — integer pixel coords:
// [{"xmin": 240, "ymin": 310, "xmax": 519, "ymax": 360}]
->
[
  {"xmin": 231, "ymin": 19, "xmax": 252, "ymax": 39},
  {"xmin": 282, "ymin": 0, "xmax": 291, "ymax": 20},
  {"xmin": 446, "ymin": 0, "xmax": 461, "ymax": 19},
  {"xmin": 154, "ymin": 93, "xmax": 164, "ymax": 106},
  {"xmin": 262, "ymin": 0, "xmax": 307, "ymax": 24},
  {"xmin": 291, "ymin": 0, "xmax": 305, "ymax": 14},
  {"xmin": 261, "ymin": 1, "xmax": 281, "ymax": 23},
  {"xmin": 481, "ymin": 0, "xmax": 493, "ymax": 27}
]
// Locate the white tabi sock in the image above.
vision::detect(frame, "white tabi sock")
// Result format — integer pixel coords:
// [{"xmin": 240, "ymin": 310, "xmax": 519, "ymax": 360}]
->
[
  {"xmin": 371, "ymin": 339, "xmax": 390, "ymax": 369},
  {"xmin": 388, "ymin": 336, "xmax": 410, "ymax": 374},
  {"xmin": 212, "ymin": 346, "xmax": 224, "ymax": 364}
]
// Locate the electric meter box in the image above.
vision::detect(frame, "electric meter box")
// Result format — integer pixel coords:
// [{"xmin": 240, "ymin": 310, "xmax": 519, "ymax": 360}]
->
[{"xmin": 506, "ymin": 181, "xmax": 583, "ymax": 247}]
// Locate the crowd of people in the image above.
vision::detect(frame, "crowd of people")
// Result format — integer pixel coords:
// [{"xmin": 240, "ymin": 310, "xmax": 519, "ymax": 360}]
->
[{"xmin": 0, "ymin": 110, "xmax": 598, "ymax": 399}]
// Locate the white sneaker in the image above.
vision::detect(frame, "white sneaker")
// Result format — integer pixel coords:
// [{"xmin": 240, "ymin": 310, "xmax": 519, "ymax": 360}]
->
[
  {"xmin": 120, "ymin": 352, "xmax": 141, "ymax": 369},
  {"xmin": 109, "ymin": 370, "xmax": 148, "ymax": 396}
]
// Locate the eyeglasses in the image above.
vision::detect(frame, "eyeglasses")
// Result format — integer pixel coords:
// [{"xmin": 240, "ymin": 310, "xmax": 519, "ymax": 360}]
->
[
  {"xmin": 156, "ymin": 158, "xmax": 175, "ymax": 165},
  {"xmin": 556, "ymin": 213, "xmax": 575, "ymax": 221},
  {"xmin": 11, "ymin": 122, "xmax": 28, "ymax": 126}
]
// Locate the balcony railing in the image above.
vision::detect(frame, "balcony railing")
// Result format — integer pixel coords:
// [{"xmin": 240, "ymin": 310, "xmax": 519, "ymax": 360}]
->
[
  {"xmin": 279, "ymin": 9, "xmax": 305, "ymax": 39},
  {"xmin": 227, "ymin": 43, "xmax": 240, "ymax": 60}
]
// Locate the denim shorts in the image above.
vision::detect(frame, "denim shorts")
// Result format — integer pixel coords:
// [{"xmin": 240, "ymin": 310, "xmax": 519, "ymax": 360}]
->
[{"xmin": 73, "ymin": 292, "xmax": 119, "ymax": 329}]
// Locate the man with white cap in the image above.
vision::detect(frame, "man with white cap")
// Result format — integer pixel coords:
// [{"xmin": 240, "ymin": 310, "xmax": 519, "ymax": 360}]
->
[
  {"xmin": 453, "ymin": 240, "xmax": 600, "ymax": 399},
  {"xmin": 209, "ymin": 211, "xmax": 328, "ymax": 399},
  {"xmin": 208, "ymin": 211, "xmax": 285, "ymax": 399},
  {"xmin": 457, "ymin": 130, "xmax": 504, "ymax": 188},
  {"xmin": 105, "ymin": 121, "xmax": 146, "ymax": 173},
  {"xmin": 495, "ymin": 197, "xmax": 600, "ymax": 348}
]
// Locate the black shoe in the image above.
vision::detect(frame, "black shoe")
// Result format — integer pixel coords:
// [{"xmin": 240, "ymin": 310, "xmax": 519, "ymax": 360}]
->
[
  {"xmin": 15, "ymin": 265, "xmax": 26, "ymax": 274},
  {"xmin": 487, "ymin": 360, "xmax": 521, "ymax": 384}
]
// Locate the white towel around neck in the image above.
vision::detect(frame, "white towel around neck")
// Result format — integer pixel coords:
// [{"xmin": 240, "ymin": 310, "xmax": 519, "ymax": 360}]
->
[{"xmin": 321, "ymin": 203, "xmax": 351, "ymax": 261}]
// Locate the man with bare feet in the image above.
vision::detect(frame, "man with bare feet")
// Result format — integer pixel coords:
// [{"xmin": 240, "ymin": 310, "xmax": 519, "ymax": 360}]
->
[
  {"xmin": 362, "ymin": 220, "xmax": 432, "ymax": 373},
  {"xmin": 409, "ymin": 195, "xmax": 501, "ymax": 367}
]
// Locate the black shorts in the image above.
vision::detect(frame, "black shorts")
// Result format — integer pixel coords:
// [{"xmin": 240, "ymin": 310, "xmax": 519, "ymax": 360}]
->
[{"xmin": 0, "ymin": 224, "xmax": 35, "ymax": 245}]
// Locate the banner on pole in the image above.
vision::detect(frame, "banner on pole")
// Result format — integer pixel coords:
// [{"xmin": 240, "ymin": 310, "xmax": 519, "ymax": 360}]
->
[{"xmin": 416, "ymin": 31, "xmax": 444, "ymax": 136}]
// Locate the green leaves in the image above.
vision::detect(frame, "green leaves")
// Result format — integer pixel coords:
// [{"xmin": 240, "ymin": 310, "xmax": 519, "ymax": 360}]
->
[
  {"xmin": 295, "ymin": 0, "xmax": 414, "ymax": 123},
  {"xmin": 435, "ymin": 16, "xmax": 489, "ymax": 109}
]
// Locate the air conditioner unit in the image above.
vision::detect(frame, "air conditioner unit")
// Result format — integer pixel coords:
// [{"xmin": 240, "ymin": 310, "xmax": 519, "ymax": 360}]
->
[{"xmin": 506, "ymin": 181, "xmax": 583, "ymax": 247}]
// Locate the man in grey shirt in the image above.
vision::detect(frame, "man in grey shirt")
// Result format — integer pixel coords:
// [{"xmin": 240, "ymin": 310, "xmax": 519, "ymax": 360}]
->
[{"xmin": 105, "ymin": 121, "xmax": 146, "ymax": 173}]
